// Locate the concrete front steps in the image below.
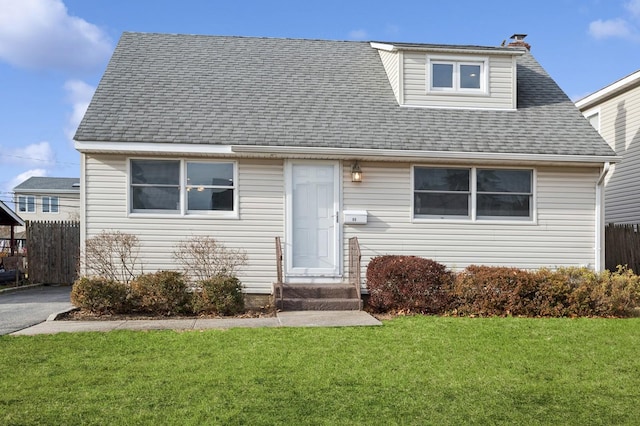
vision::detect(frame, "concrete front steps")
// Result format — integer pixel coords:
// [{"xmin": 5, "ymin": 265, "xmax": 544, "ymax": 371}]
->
[{"xmin": 277, "ymin": 283, "xmax": 363, "ymax": 311}]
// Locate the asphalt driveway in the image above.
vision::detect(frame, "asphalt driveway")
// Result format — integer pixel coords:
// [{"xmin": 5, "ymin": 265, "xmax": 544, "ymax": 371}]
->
[{"xmin": 0, "ymin": 286, "xmax": 73, "ymax": 335}]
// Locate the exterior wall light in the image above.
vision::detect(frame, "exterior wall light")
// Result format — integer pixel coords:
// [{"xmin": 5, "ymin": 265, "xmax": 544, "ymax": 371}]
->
[{"xmin": 351, "ymin": 161, "xmax": 362, "ymax": 182}]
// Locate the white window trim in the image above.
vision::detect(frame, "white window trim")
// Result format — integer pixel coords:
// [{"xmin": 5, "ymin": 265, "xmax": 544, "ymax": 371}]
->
[
  {"xmin": 42, "ymin": 196, "xmax": 60, "ymax": 214},
  {"xmin": 412, "ymin": 165, "xmax": 537, "ymax": 224},
  {"xmin": 127, "ymin": 158, "xmax": 239, "ymax": 219},
  {"xmin": 426, "ymin": 54, "xmax": 489, "ymax": 95},
  {"xmin": 584, "ymin": 108, "xmax": 601, "ymax": 134},
  {"xmin": 17, "ymin": 195, "xmax": 35, "ymax": 213}
]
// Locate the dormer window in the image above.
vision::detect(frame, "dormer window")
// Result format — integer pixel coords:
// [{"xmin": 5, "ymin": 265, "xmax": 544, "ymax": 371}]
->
[{"xmin": 427, "ymin": 55, "xmax": 488, "ymax": 95}]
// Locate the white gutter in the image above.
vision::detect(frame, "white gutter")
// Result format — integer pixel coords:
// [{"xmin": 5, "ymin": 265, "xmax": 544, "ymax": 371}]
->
[
  {"xmin": 595, "ymin": 162, "xmax": 611, "ymax": 271},
  {"xmin": 231, "ymin": 145, "xmax": 620, "ymax": 165},
  {"xmin": 74, "ymin": 141, "xmax": 620, "ymax": 165},
  {"xmin": 576, "ymin": 70, "xmax": 640, "ymax": 111},
  {"xmin": 74, "ymin": 141, "xmax": 234, "ymax": 155},
  {"xmin": 369, "ymin": 42, "xmax": 524, "ymax": 56}
]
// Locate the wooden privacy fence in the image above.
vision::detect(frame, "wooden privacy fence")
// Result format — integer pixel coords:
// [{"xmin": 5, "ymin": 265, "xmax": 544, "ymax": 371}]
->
[
  {"xmin": 26, "ymin": 221, "xmax": 80, "ymax": 284},
  {"xmin": 605, "ymin": 223, "xmax": 640, "ymax": 273}
]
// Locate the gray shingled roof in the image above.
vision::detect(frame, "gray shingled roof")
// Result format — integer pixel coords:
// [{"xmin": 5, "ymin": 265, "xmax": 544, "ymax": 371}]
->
[
  {"xmin": 75, "ymin": 32, "xmax": 615, "ymax": 157},
  {"xmin": 13, "ymin": 177, "xmax": 80, "ymax": 192}
]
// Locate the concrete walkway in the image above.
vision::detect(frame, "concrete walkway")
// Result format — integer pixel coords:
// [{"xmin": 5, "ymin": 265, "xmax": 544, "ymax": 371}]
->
[{"xmin": 11, "ymin": 310, "xmax": 382, "ymax": 335}]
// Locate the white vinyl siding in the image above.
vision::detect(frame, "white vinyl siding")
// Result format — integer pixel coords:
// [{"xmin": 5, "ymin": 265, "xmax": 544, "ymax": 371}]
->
[
  {"xmin": 377, "ymin": 49, "xmax": 400, "ymax": 103},
  {"xmin": 402, "ymin": 52, "xmax": 515, "ymax": 109},
  {"xmin": 83, "ymin": 156, "xmax": 600, "ymax": 294},
  {"xmin": 84, "ymin": 155, "xmax": 283, "ymax": 294},
  {"xmin": 342, "ymin": 162, "xmax": 599, "ymax": 286},
  {"xmin": 583, "ymin": 84, "xmax": 640, "ymax": 223}
]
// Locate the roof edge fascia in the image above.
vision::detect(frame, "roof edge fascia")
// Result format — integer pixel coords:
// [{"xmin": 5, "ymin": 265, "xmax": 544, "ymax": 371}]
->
[
  {"xmin": 576, "ymin": 69, "xmax": 640, "ymax": 110},
  {"xmin": 231, "ymin": 145, "xmax": 618, "ymax": 164},
  {"xmin": 369, "ymin": 42, "xmax": 525, "ymax": 56},
  {"xmin": 74, "ymin": 141, "xmax": 619, "ymax": 165},
  {"xmin": 14, "ymin": 189, "xmax": 80, "ymax": 194},
  {"xmin": 0, "ymin": 200, "xmax": 25, "ymax": 226},
  {"xmin": 75, "ymin": 141, "xmax": 234, "ymax": 155}
]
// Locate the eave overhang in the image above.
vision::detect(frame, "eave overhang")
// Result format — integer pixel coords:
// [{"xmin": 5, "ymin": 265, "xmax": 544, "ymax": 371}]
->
[{"xmin": 75, "ymin": 141, "xmax": 619, "ymax": 167}]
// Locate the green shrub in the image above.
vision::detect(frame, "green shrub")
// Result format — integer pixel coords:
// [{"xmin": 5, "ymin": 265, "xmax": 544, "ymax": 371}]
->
[
  {"xmin": 70, "ymin": 277, "xmax": 128, "ymax": 314},
  {"xmin": 191, "ymin": 275, "xmax": 245, "ymax": 316},
  {"xmin": 366, "ymin": 255, "xmax": 453, "ymax": 314},
  {"xmin": 129, "ymin": 271, "xmax": 190, "ymax": 315}
]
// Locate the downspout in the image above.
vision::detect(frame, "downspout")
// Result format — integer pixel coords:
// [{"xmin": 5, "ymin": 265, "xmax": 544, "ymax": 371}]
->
[{"xmin": 595, "ymin": 162, "xmax": 611, "ymax": 271}]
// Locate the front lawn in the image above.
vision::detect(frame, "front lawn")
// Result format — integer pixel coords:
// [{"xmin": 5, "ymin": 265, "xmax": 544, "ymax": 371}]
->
[{"xmin": 2, "ymin": 317, "xmax": 640, "ymax": 425}]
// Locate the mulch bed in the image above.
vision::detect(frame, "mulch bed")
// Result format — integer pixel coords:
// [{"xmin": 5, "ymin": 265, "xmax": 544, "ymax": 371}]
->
[{"xmin": 58, "ymin": 308, "xmax": 276, "ymax": 321}]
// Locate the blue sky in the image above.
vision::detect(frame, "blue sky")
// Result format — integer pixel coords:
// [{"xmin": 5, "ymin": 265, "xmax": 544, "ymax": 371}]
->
[{"xmin": 0, "ymin": 0, "xmax": 639, "ymax": 204}]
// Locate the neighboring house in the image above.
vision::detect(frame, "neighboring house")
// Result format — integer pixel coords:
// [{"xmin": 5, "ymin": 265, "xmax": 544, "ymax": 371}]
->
[
  {"xmin": 576, "ymin": 70, "xmax": 640, "ymax": 224},
  {"xmin": 73, "ymin": 32, "xmax": 616, "ymax": 302},
  {"xmin": 13, "ymin": 177, "xmax": 81, "ymax": 224}
]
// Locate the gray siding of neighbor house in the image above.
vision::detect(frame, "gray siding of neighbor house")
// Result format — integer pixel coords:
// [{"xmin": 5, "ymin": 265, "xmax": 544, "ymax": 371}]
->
[{"xmin": 582, "ymin": 84, "xmax": 640, "ymax": 223}]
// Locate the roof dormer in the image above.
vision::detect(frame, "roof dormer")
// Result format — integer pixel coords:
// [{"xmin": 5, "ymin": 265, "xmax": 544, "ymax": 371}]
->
[{"xmin": 371, "ymin": 39, "xmax": 525, "ymax": 111}]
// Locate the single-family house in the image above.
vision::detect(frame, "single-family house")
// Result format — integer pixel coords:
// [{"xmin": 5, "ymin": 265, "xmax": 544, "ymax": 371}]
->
[
  {"xmin": 13, "ymin": 177, "xmax": 81, "ymax": 223},
  {"xmin": 74, "ymin": 32, "xmax": 617, "ymax": 307},
  {"xmin": 576, "ymin": 70, "xmax": 640, "ymax": 224}
]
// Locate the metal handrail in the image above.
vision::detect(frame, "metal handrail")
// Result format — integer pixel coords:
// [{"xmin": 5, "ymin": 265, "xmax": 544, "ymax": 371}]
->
[
  {"xmin": 348, "ymin": 236, "xmax": 362, "ymax": 299},
  {"xmin": 274, "ymin": 237, "xmax": 284, "ymax": 305}
]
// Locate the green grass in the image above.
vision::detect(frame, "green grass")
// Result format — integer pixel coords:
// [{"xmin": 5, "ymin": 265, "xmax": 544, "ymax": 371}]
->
[{"xmin": 2, "ymin": 317, "xmax": 640, "ymax": 425}]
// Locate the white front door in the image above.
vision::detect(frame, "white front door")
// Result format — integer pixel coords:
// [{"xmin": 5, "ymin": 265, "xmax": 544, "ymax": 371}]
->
[{"xmin": 286, "ymin": 161, "xmax": 340, "ymax": 277}]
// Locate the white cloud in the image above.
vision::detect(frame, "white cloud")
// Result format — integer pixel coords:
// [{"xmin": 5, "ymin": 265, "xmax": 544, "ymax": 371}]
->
[
  {"xmin": 64, "ymin": 79, "xmax": 95, "ymax": 140},
  {"xmin": 2, "ymin": 142, "xmax": 56, "ymax": 167},
  {"xmin": 348, "ymin": 29, "xmax": 368, "ymax": 40},
  {"xmin": 626, "ymin": 0, "xmax": 640, "ymax": 19},
  {"xmin": 7, "ymin": 169, "xmax": 47, "ymax": 193},
  {"xmin": 0, "ymin": 0, "xmax": 112, "ymax": 73},
  {"xmin": 588, "ymin": 18, "xmax": 639, "ymax": 40}
]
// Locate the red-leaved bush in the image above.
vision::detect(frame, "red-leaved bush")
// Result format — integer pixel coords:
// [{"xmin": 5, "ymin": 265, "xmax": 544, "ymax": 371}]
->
[{"xmin": 366, "ymin": 255, "xmax": 453, "ymax": 314}]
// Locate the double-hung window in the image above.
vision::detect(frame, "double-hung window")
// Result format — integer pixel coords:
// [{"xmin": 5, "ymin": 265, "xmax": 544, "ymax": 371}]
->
[
  {"xmin": 476, "ymin": 169, "xmax": 532, "ymax": 219},
  {"xmin": 414, "ymin": 167, "xmax": 471, "ymax": 218},
  {"xmin": 428, "ymin": 56, "xmax": 487, "ymax": 94},
  {"xmin": 42, "ymin": 196, "xmax": 59, "ymax": 213},
  {"xmin": 414, "ymin": 167, "xmax": 533, "ymax": 221},
  {"xmin": 17, "ymin": 195, "xmax": 35, "ymax": 213},
  {"xmin": 130, "ymin": 159, "xmax": 236, "ymax": 216},
  {"xmin": 186, "ymin": 162, "xmax": 234, "ymax": 212}
]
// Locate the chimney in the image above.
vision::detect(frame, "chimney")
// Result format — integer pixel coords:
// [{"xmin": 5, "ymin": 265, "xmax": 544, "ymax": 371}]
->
[{"xmin": 507, "ymin": 33, "xmax": 531, "ymax": 51}]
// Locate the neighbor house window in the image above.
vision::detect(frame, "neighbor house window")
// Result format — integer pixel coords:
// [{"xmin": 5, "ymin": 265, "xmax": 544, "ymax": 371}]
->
[
  {"xmin": 428, "ymin": 56, "xmax": 487, "ymax": 93},
  {"xmin": 414, "ymin": 167, "xmax": 533, "ymax": 221},
  {"xmin": 42, "ymin": 196, "xmax": 59, "ymax": 213},
  {"xmin": 130, "ymin": 159, "xmax": 236, "ymax": 215},
  {"xmin": 17, "ymin": 195, "xmax": 35, "ymax": 213}
]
